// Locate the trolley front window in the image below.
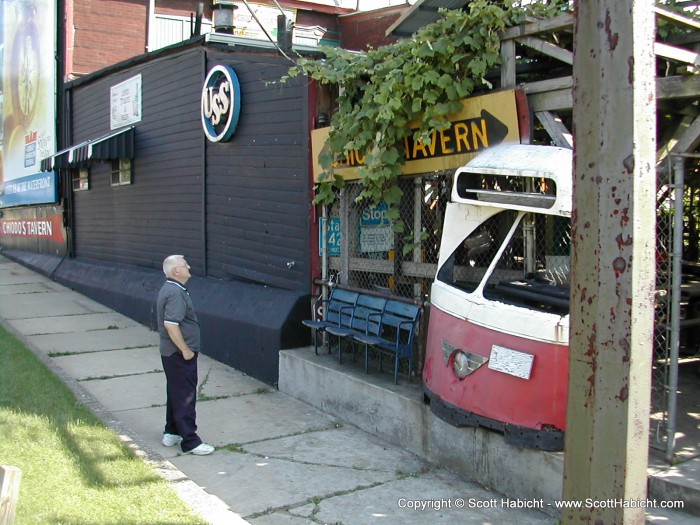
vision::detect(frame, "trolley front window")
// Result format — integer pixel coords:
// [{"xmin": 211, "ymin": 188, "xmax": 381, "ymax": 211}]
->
[{"xmin": 437, "ymin": 210, "xmax": 571, "ymax": 314}]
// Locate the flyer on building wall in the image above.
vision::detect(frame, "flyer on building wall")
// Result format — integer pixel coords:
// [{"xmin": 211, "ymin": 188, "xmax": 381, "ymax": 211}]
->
[{"xmin": 1, "ymin": 0, "xmax": 57, "ymax": 207}]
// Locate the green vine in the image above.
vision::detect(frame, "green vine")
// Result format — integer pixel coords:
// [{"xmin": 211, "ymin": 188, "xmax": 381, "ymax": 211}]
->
[{"xmin": 284, "ymin": 1, "xmax": 568, "ymax": 242}]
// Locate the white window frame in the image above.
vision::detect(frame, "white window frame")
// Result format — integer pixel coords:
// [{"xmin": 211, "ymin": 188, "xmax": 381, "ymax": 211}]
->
[
  {"xmin": 111, "ymin": 159, "xmax": 132, "ymax": 186},
  {"xmin": 72, "ymin": 167, "xmax": 89, "ymax": 191}
]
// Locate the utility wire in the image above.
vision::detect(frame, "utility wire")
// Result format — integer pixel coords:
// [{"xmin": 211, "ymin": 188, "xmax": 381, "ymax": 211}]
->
[{"xmin": 271, "ymin": 0, "xmax": 287, "ymax": 17}]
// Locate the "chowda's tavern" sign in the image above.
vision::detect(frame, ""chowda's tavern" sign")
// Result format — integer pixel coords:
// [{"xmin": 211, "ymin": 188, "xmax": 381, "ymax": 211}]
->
[{"xmin": 311, "ymin": 89, "xmax": 525, "ymax": 182}]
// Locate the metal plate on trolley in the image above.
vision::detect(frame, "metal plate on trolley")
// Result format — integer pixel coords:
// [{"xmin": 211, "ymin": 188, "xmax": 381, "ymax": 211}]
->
[{"xmin": 488, "ymin": 345, "xmax": 534, "ymax": 380}]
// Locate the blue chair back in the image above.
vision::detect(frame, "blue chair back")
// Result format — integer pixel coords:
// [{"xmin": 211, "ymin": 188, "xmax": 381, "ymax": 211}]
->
[
  {"xmin": 348, "ymin": 295, "xmax": 387, "ymax": 335},
  {"xmin": 378, "ymin": 300, "xmax": 422, "ymax": 355},
  {"xmin": 324, "ymin": 288, "xmax": 359, "ymax": 327}
]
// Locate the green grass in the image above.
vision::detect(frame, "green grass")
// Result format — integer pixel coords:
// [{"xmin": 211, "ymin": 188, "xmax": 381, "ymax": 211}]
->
[{"xmin": 0, "ymin": 325, "xmax": 207, "ymax": 525}]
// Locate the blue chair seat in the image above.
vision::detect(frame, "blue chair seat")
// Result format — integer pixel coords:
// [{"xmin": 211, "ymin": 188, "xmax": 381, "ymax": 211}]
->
[
  {"xmin": 301, "ymin": 288, "xmax": 359, "ymax": 355},
  {"xmin": 302, "ymin": 319, "xmax": 333, "ymax": 330},
  {"xmin": 325, "ymin": 325, "xmax": 357, "ymax": 337}
]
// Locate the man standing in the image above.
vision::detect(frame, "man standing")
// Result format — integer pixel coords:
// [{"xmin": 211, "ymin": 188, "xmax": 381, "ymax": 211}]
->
[{"xmin": 156, "ymin": 255, "xmax": 214, "ymax": 455}]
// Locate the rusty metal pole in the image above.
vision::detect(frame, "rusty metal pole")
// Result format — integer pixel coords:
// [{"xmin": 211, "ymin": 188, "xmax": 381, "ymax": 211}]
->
[{"xmin": 563, "ymin": 1, "xmax": 656, "ymax": 524}]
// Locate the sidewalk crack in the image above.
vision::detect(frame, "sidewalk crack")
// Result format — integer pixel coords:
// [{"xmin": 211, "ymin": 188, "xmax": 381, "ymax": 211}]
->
[{"xmin": 244, "ymin": 480, "xmax": 389, "ymax": 522}]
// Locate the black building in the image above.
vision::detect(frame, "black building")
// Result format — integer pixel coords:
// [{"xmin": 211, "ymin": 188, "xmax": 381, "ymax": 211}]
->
[{"xmin": 34, "ymin": 36, "xmax": 319, "ymax": 384}]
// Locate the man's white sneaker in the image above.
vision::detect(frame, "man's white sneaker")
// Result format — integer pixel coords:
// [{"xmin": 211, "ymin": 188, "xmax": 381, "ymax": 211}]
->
[
  {"xmin": 187, "ymin": 443, "xmax": 215, "ymax": 455},
  {"xmin": 162, "ymin": 433, "xmax": 183, "ymax": 447}
]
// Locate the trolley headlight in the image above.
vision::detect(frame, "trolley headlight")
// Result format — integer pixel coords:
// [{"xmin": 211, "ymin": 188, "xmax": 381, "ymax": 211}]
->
[
  {"xmin": 453, "ymin": 351, "xmax": 471, "ymax": 379},
  {"xmin": 442, "ymin": 340, "xmax": 488, "ymax": 379}
]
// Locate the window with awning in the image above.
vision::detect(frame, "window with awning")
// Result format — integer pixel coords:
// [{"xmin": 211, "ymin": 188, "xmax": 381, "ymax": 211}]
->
[{"xmin": 39, "ymin": 126, "xmax": 135, "ymax": 172}]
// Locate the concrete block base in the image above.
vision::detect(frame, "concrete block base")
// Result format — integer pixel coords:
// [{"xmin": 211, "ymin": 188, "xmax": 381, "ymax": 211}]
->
[{"xmin": 279, "ymin": 346, "xmax": 565, "ymax": 509}]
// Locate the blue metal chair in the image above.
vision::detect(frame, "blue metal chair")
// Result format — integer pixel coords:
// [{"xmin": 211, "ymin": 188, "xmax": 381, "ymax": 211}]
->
[
  {"xmin": 326, "ymin": 294, "xmax": 387, "ymax": 364},
  {"xmin": 302, "ymin": 288, "xmax": 359, "ymax": 355},
  {"xmin": 353, "ymin": 300, "xmax": 421, "ymax": 384}
]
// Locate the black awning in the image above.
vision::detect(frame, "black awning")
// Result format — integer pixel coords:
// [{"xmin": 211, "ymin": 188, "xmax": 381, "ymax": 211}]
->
[
  {"xmin": 39, "ymin": 157, "xmax": 53, "ymax": 172},
  {"xmin": 71, "ymin": 126, "xmax": 135, "ymax": 164},
  {"xmin": 39, "ymin": 126, "xmax": 135, "ymax": 171},
  {"xmin": 39, "ymin": 150, "xmax": 70, "ymax": 172}
]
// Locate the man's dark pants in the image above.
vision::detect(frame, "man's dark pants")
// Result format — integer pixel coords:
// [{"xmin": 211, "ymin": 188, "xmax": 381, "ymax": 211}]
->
[{"xmin": 161, "ymin": 352, "xmax": 202, "ymax": 452}]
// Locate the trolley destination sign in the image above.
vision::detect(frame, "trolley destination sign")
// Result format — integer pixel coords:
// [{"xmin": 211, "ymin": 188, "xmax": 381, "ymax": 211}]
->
[{"xmin": 311, "ymin": 89, "xmax": 524, "ymax": 182}]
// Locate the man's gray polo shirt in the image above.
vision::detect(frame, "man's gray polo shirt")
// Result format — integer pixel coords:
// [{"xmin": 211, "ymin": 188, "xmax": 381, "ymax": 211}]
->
[{"xmin": 157, "ymin": 279, "xmax": 201, "ymax": 357}]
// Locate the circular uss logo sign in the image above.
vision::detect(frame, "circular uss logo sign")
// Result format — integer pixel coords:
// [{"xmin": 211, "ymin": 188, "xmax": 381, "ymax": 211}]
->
[{"xmin": 201, "ymin": 65, "xmax": 241, "ymax": 142}]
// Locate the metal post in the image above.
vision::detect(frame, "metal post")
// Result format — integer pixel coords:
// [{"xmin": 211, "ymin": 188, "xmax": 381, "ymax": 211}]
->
[
  {"xmin": 666, "ymin": 155, "xmax": 685, "ymax": 462},
  {"xmin": 339, "ymin": 189, "xmax": 350, "ymax": 285},
  {"xmin": 524, "ymin": 178, "xmax": 536, "ymax": 273},
  {"xmin": 563, "ymin": 1, "xmax": 656, "ymax": 523},
  {"xmin": 524, "ymin": 215, "xmax": 536, "ymax": 275},
  {"xmin": 413, "ymin": 177, "xmax": 422, "ymax": 299},
  {"xmin": 320, "ymin": 203, "xmax": 329, "ymax": 351},
  {"xmin": 321, "ymin": 203, "xmax": 329, "ymax": 296}
]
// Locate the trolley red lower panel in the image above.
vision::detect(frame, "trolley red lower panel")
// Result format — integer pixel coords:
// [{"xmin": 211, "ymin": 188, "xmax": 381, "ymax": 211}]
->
[{"xmin": 423, "ymin": 306, "xmax": 569, "ymax": 451}]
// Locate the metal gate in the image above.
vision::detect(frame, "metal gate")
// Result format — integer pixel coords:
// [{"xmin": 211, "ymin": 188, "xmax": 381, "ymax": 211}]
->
[{"xmin": 652, "ymin": 154, "xmax": 700, "ymax": 463}]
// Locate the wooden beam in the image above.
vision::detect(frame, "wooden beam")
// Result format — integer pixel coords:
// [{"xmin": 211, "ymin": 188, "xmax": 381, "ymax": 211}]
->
[
  {"xmin": 655, "ymin": 41, "xmax": 700, "ymax": 66},
  {"xmin": 501, "ymin": 13, "xmax": 574, "ymax": 40},
  {"xmin": 535, "ymin": 111, "xmax": 573, "ymax": 148},
  {"xmin": 673, "ymin": 114, "xmax": 700, "ymax": 154},
  {"xmin": 521, "ymin": 76, "xmax": 573, "ymax": 94},
  {"xmin": 661, "ymin": 114, "xmax": 700, "ymax": 158},
  {"xmin": 654, "ymin": 6, "xmax": 700, "ymax": 30},
  {"xmin": 657, "ymin": 115, "xmax": 700, "ymax": 183},
  {"xmin": 0, "ymin": 466, "xmax": 22, "ymax": 525},
  {"xmin": 658, "ymin": 115, "xmax": 695, "ymax": 163},
  {"xmin": 500, "ymin": 39, "xmax": 516, "ymax": 88},
  {"xmin": 500, "ymin": 8, "xmax": 700, "ymax": 43},
  {"xmin": 528, "ymin": 88, "xmax": 573, "ymax": 113},
  {"xmin": 515, "ymin": 36, "xmax": 573, "ymax": 65},
  {"xmin": 524, "ymin": 74, "xmax": 700, "ymax": 99},
  {"xmin": 524, "ymin": 74, "xmax": 699, "ymax": 113},
  {"xmin": 657, "ymin": 73, "xmax": 700, "ymax": 99}
]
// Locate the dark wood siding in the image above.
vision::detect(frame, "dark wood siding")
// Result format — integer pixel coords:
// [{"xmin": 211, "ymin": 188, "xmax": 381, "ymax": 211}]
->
[
  {"xmin": 203, "ymin": 50, "xmax": 311, "ymax": 292},
  {"xmin": 50, "ymin": 43, "xmax": 312, "ymax": 381},
  {"xmin": 69, "ymin": 44, "xmax": 311, "ymax": 291},
  {"xmin": 71, "ymin": 47, "xmax": 206, "ymax": 272}
]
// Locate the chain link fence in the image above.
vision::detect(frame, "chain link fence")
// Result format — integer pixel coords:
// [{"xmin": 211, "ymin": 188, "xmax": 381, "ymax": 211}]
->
[
  {"xmin": 651, "ymin": 157, "xmax": 700, "ymax": 459},
  {"xmin": 324, "ymin": 172, "xmax": 572, "ymax": 380},
  {"xmin": 325, "ymin": 174, "xmax": 452, "ymax": 379},
  {"xmin": 652, "ymin": 198, "xmax": 673, "ymax": 451},
  {"xmin": 328, "ymin": 175, "xmax": 451, "ymax": 300}
]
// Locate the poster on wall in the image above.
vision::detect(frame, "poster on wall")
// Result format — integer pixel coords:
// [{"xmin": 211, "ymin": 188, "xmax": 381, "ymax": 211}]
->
[
  {"xmin": 0, "ymin": 0, "xmax": 57, "ymax": 208},
  {"xmin": 360, "ymin": 203, "xmax": 392, "ymax": 253},
  {"xmin": 110, "ymin": 75, "xmax": 142, "ymax": 130},
  {"xmin": 233, "ymin": 1, "xmax": 295, "ymax": 41}
]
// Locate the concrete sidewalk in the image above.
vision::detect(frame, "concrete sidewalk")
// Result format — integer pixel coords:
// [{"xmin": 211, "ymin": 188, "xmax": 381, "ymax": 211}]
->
[{"xmin": 0, "ymin": 256, "xmax": 695, "ymax": 524}]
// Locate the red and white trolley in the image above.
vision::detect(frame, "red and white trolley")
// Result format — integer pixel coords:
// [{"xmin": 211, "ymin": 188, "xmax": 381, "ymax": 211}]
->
[{"xmin": 423, "ymin": 144, "xmax": 572, "ymax": 451}]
